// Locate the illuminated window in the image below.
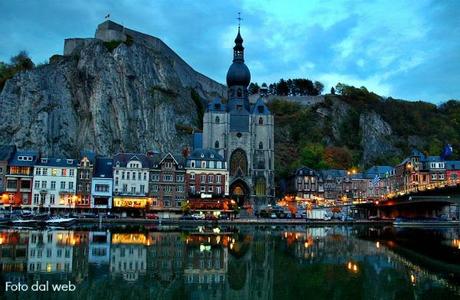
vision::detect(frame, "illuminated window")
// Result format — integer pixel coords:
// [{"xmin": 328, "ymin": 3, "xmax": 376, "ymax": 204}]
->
[{"xmin": 52, "ymin": 169, "xmax": 57, "ymax": 176}]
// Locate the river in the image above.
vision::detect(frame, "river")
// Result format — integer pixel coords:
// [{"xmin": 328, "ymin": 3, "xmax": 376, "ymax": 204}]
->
[{"xmin": 1, "ymin": 224, "xmax": 460, "ymax": 299}]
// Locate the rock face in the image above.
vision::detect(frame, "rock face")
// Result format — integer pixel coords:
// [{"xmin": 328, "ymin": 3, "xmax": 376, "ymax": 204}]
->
[
  {"xmin": 0, "ymin": 21, "xmax": 225, "ymax": 157},
  {"xmin": 359, "ymin": 111, "xmax": 401, "ymax": 162}
]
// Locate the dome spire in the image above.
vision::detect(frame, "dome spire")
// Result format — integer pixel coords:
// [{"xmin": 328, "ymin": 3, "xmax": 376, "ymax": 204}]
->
[{"xmin": 233, "ymin": 12, "xmax": 244, "ymax": 62}]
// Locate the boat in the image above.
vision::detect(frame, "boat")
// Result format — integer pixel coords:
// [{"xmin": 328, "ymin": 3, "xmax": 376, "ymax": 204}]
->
[
  {"xmin": 45, "ymin": 217, "xmax": 76, "ymax": 227},
  {"xmin": 11, "ymin": 218, "xmax": 38, "ymax": 226}
]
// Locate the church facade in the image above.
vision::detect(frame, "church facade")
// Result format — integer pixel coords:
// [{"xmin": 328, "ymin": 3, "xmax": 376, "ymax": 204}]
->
[{"xmin": 202, "ymin": 27, "xmax": 275, "ymax": 207}]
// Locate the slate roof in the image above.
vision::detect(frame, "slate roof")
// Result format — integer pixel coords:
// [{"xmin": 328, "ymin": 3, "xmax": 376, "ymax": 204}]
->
[
  {"xmin": 187, "ymin": 149, "xmax": 225, "ymax": 162},
  {"xmin": 37, "ymin": 157, "xmax": 78, "ymax": 167},
  {"xmin": 207, "ymin": 98, "xmax": 227, "ymax": 112},
  {"xmin": 295, "ymin": 166, "xmax": 320, "ymax": 177},
  {"xmin": 0, "ymin": 145, "xmax": 16, "ymax": 161},
  {"xmin": 94, "ymin": 158, "xmax": 113, "ymax": 178},
  {"xmin": 251, "ymin": 98, "xmax": 271, "ymax": 115},
  {"xmin": 113, "ymin": 153, "xmax": 153, "ymax": 168},
  {"xmin": 363, "ymin": 166, "xmax": 394, "ymax": 179},
  {"xmin": 8, "ymin": 151, "xmax": 39, "ymax": 166},
  {"xmin": 319, "ymin": 169, "xmax": 347, "ymax": 179},
  {"xmin": 446, "ymin": 161, "xmax": 460, "ymax": 170}
]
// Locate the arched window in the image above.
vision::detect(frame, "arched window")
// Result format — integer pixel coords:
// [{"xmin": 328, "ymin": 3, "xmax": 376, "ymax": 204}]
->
[
  {"xmin": 255, "ymin": 177, "xmax": 266, "ymax": 196},
  {"xmin": 258, "ymin": 117, "xmax": 263, "ymax": 125},
  {"xmin": 259, "ymin": 142, "xmax": 263, "ymax": 149},
  {"xmin": 237, "ymin": 88, "xmax": 242, "ymax": 97},
  {"xmin": 215, "ymin": 116, "xmax": 220, "ymax": 123},
  {"xmin": 230, "ymin": 149, "xmax": 248, "ymax": 177},
  {"xmin": 215, "ymin": 140, "xmax": 219, "ymax": 148}
]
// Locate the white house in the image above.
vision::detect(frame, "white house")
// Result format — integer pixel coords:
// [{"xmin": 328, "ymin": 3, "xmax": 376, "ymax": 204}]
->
[{"xmin": 31, "ymin": 157, "xmax": 78, "ymax": 211}]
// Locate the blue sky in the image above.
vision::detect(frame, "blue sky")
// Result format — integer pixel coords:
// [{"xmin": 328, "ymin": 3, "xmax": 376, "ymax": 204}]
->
[{"xmin": 0, "ymin": 0, "xmax": 459, "ymax": 103}]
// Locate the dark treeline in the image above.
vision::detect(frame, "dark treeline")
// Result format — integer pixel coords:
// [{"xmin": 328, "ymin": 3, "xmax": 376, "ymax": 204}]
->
[{"xmin": 249, "ymin": 78, "xmax": 324, "ymax": 96}]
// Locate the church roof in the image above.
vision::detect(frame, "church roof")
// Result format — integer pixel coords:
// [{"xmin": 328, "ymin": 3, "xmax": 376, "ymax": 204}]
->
[
  {"xmin": 207, "ymin": 98, "xmax": 226, "ymax": 112},
  {"xmin": 251, "ymin": 98, "xmax": 271, "ymax": 115}
]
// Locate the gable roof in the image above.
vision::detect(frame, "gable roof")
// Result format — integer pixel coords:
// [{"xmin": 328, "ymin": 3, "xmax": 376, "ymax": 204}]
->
[
  {"xmin": 113, "ymin": 153, "xmax": 153, "ymax": 168},
  {"xmin": 251, "ymin": 97, "xmax": 271, "ymax": 115}
]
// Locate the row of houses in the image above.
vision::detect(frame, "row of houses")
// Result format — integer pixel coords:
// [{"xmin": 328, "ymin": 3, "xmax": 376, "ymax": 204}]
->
[
  {"xmin": 0, "ymin": 145, "xmax": 229, "ymax": 214},
  {"xmin": 287, "ymin": 149, "xmax": 460, "ymax": 205}
]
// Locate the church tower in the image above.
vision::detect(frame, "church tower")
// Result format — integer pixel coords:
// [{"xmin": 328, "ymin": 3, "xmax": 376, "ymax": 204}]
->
[{"xmin": 202, "ymin": 24, "xmax": 275, "ymax": 209}]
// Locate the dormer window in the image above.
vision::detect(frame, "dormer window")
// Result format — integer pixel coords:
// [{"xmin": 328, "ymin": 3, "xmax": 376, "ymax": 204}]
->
[
  {"xmin": 258, "ymin": 117, "xmax": 263, "ymax": 125},
  {"xmin": 215, "ymin": 116, "xmax": 220, "ymax": 123},
  {"xmin": 66, "ymin": 159, "xmax": 73, "ymax": 165},
  {"xmin": 214, "ymin": 141, "xmax": 219, "ymax": 149},
  {"xmin": 41, "ymin": 158, "xmax": 48, "ymax": 164}
]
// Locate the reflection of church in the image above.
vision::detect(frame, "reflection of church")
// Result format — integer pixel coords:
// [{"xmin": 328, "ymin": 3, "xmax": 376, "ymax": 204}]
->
[{"xmin": 202, "ymin": 26, "xmax": 275, "ymax": 207}]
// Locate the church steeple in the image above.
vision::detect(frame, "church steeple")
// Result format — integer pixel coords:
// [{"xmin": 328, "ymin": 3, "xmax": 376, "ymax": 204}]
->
[{"xmin": 233, "ymin": 27, "xmax": 244, "ymax": 62}]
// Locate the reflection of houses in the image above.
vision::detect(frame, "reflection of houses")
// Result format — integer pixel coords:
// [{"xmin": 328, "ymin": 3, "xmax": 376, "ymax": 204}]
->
[
  {"xmin": 91, "ymin": 158, "xmax": 113, "ymax": 210},
  {"xmin": 110, "ymin": 233, "xmax": 147, "ymax": 282},
  {"xmin": 89, "ymin": 231, "xmax": 111, "ymax": 265},
  {"xmin": 72, "ymin": 231, "xmax": 89, "ymax": 283},
  {"xmin": 31, "ymin": 157, "xmax": 78, "ymax": 211},
  {"xmin": 186, "ymin": 149, "xmax": 229, "ymax": 198},
  {"xmin": 184, "ymin": 234, "xmax": 229, "ymax": 300},
  {"xmin": 149, "ymin": 153, "xmax": 186, "ymax": 213},
  {"xmin": 202, "ymin": 27, "xmax": 275, "ymax": 207},
  {"xmin": 5, "ymin": 151, "xmax": 39, "ymax": 208},
  {"xmin": 0, "ymin": 231, "xmax": 28, "ymax": 282},
  {"xmin": 76, "ymin": 151, "xmax": 95, "ymax": 211},
  {"xmin": 27, "ymin": 230, "xmax": 74, "ymax": 273},
  {"xmin": 147, "ymin": 232, "xmax": 184, "ymax": 285}
]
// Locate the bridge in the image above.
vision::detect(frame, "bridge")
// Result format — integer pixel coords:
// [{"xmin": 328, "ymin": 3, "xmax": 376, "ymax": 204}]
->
[{"xmin": 356, "ymin": 179, "xmax": 460, "ymax": 219}]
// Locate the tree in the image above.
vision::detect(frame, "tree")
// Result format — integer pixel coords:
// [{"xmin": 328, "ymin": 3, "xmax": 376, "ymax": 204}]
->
[
  {"xmin": 276, "ymin": 79, "xmax": 289, "ymax": 96},
  {"xmin": 298, "ymin": 143, "xmax": 329, "ymax": 169},
  {"xmin": 248, "ymin": 82, "xmax": 260, "ymax": 94},
  {"xmin": 330, "ymin": 87, "xmax": 335, "ymax": 94},
  {"xmin": 314, "ymin": 81, "xmax": 324, "ymax": 95},
  {"xmin": 323, "ymin": 147, "xmax": 353, "ymax": 169}
]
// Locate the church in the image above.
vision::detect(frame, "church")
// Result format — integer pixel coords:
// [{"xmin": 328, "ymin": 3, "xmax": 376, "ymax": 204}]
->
[{"xmin": 202, "ymin": 26, "xmax": 275, "ymax": 208}]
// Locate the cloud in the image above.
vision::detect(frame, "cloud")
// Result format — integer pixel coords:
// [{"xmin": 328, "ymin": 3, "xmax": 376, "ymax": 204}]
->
[{"xmin": 0, "ymin": 0, "xmax": 458, "ymax": 103}]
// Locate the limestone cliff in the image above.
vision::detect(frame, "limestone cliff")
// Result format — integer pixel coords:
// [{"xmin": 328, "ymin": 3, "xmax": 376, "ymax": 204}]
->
[{"xmin": 0, "ymin": 21, "xmax": 225, "ymax": 157}]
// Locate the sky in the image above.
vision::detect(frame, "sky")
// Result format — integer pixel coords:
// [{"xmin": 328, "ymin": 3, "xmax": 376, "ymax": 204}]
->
[{"xmin": 0, "ymin": 0, "xmax": 459, "ymax": 103}]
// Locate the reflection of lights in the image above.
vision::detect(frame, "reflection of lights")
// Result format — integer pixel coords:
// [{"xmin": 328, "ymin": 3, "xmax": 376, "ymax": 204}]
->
[
  {"xmin": 213, "ymin": 227, "xmax": 220, "ymax": 234},
  {"xmin": 216, "ymin": 236, "xmax": 221, "ymax": 244},
  {"xmin": 376, "ymin": 241, "xmax": 380, "ymax": 249},
  {"xmin": 347, "ymin": 261, "xmax": 358, "ymax": 273},
  {"xmin": 47, "ymin": 263, "xmax": 52, "ymax": 272},
  {"xmin": 0, "ymin": 237, "xmax": 3, "ymax": 245},
  {"xmin": 199, "ymin": 244, "xmax": 211, "ymax": 252},
  {"xmin": 304, "ymin": 242, "xmax": 309, "ymax": 248},
  {"xmin": 410, "ymin": 274, "xmax": 416, "ymax": 285},
  {"xmin": 284, "ymin": 232, "xmax": 287, "ymax": 239},
  {"xmin": 230, "ymin": 243, "xmax": 233, "ymax": 250}
]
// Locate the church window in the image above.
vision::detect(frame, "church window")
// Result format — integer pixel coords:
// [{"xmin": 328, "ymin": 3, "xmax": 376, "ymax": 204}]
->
[
  {"xmin": 237, "ymin": 88, "xmax": 242, "ymax": 97},
  {"xmin": 230, "ymin": 149, "xmax": 248, "ymax": 177},
  {"xmin": 215, "ymin": 141, "xmax": 219, "ymax": 148},
  {"xmin": 258, "ymin": 106, "xmax": 264, "ymax": 113},
  {"xmin": 259, "ymin": 142, "xmax": 263, "ymax": 149},
  {"xmin": 258, "ymin": 117, "xmax": 263, "ymax": 125},
  {"xmin": 215, "ymin": 116, "xmax": 220, "ymax": 123},
  {"xmin": 255, "ymin": 177, "xmax": 266, "ymax": 196}
]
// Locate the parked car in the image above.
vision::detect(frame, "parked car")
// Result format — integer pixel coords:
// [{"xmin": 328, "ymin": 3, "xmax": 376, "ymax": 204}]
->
[
  {"xmin": 192, "ymin": 214, "xmax": 205, "ymax": 220},
  {"xmin": 205, "ymin": 215, "xmax": 218, "ymax": 221},
  {"xmin": 145, "ymin": 213, "xmax": 159, "ymax": 220},
  {"xmin": 180, "ymin": 214, "xmax": 195, "ymax": 220},
  {"xmin": 270, "ymin": 213, "xmax": 277, "ymax": 219},
  {"xmin": 80, "ymin": 213, "xmax": 98, "ymax": 219}
]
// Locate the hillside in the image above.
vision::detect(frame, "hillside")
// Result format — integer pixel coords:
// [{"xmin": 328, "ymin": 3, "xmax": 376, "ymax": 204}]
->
[
  {"xmin": 0, "ymin": 21, "xmax": 225, "ymax": 157},
  {"xmin": 269, "ymin": 85, "xmax": 460, "ymax": 179}
]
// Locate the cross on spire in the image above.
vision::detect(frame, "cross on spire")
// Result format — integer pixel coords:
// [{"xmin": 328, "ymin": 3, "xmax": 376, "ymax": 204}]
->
[{"xmin": 237, "ymin": 12, "xmax": 242, "ymax": 29}]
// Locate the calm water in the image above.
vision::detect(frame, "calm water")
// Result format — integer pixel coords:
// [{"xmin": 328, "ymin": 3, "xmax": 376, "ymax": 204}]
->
[{"xmin": 1, "ymin": 224, "xmax": 460, "ymax": 300}]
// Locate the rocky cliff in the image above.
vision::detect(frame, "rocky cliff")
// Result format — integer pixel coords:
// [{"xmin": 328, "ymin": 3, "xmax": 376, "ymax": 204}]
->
[{"xmin": 0, "ymin": 21, "xmax": 225, "ymax": 157}]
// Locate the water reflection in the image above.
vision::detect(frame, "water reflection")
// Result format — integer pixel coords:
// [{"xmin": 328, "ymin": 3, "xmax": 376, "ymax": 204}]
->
[{"xmin": 0, "ymin": 225, "xmax": 459, "ymax": 299}]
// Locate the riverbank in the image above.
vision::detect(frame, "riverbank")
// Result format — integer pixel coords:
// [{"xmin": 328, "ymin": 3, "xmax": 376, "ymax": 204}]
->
[{"xmin": 74, "ymin": 218, "xmax": 394, "ymax": 226}]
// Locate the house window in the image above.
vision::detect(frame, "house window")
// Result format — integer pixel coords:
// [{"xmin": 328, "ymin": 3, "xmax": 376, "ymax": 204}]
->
[
  {"xmin": 208, "ymin": 175, "xmax": 213, "ymax": 183},
  {"xmin": 259, "ymin": 117, "xmax": 263, "ymax": 125},
  {"xmin": 259, "ymin": 142, "xmax": 263, "ymax": 149},
  {"xmin": 216, "ymin": 175, "xmax": 221, "ymax": 183},
  {"xmin": 51, "ymin": 181, "xmax": 56, "ymax": 190},
  {"xmin": 201, "ymin": 175, "xmax": 206, "ymax": 183},
  {"xmin": 217, "ymin": 162, "xmax": 222, "ymax": 169},
  {"xmin": 216, "ymin": 186, "xmax": 221, "ymax": 194},
  {"xmin": 41, "ymin": 181, "xmax": 47, "ymax": 189},
  {"xmin": 50, "ymin": 194, "xmax": 55, "ymax": 204},
  {"xmin": 190, "ymin": 173, "xmax": 195, "ymax": 180},
  {"xmin": 215, "ymin": 116, "xmax": 220, "ymax": 123},
  {"xmin": 201, "ymin": 161, "xmax": 206, "ymax": 168},
  {"xmin": 69, "ymin": 169, "xmax": 74, "ymax": 177},
  {"xmin": 215, "ymin": 141, "xmax": 219, "ymax": 148},
  {"xmin": 191, "ymin": 161, "xmax": 195, "ymax": 168},
  {"xmin": 190, "ymin": 186, "xmax": 195, "ymax": 193}
]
